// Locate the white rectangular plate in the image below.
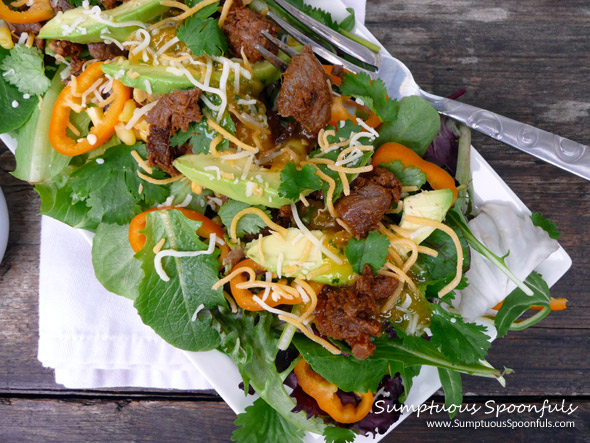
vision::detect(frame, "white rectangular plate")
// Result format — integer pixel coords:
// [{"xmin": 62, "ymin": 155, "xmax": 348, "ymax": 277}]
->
[{"xmin": 1, "ymin": 0, "xmax": 572, "ymax": 440}]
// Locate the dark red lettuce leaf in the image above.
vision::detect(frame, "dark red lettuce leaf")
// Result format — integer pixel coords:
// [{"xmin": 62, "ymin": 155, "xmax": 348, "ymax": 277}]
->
[{"xmin": 423, "ymin": 116, "xmax": 461, "ymax": 175}]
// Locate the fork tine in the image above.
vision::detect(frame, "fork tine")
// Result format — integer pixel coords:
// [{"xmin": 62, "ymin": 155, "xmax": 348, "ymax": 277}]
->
[
  {"xmin": 255, "ymin": 44, "xmax": 289, "ymax": 72},
  {"xmin": 274, "ymin": 0, "xmax": 380, "ymax": 68},
  {"xmin": 260, "ymin": 29, "xmax": 299, "ymax": 58},
  {"xmin": 266, "ymin": 11, "xmax": 375, "ymax": 77}
]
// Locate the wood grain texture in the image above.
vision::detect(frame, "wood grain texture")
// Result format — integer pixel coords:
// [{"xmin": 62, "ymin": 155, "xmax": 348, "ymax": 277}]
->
[{"xmin": 0, "ymin": 0, "xmax": 589, "ymax": 441}]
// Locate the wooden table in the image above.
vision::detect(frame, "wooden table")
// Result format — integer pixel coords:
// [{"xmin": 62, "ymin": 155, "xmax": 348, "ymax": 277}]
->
[{"xmin": 1, "ymin": 0, "xmax": 589, "ymax": 440}]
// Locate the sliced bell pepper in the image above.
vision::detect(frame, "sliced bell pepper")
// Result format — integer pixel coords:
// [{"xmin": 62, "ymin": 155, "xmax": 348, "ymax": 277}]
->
[
  {"xmin": 0, "ymin": 0, "xmax": 54, "ymax": 24},
  {"xmin": 372, "ymin": 142, "xmax": 458, "ymax": 203},
  {"xmin": 229, "ymin": 259, "xmax": 303, "ymax": 311},
  {"xmin": 128, "ymin": 207, "xmax": 230, "ymax": 262},
  {"xmin": 493, "ymin": 297, "xmax": 568, "ymax": 311},
  {"xmin": 294, "ymin": 360, "xmax": 374, "ymax": 424},
  {"xmin": 49, "ymin": 61, "xmax": 131, "ymax": 156},
  {"xmin": 328, "ymin": 95, "xmax": 381, "ymax": 130}
]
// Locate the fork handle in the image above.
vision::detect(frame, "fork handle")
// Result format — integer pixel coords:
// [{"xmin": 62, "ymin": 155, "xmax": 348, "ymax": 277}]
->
[{"xmin": 422, "ymin": 92, "xmax": 590, "ymax": 181}]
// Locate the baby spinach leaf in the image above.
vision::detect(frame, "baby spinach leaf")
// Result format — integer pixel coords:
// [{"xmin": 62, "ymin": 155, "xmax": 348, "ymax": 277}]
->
[
  {"xmin": 293, "ymin": 334, "xmax": 389, "ymax": 393},
  {"xmin": 232, "ymin": 398, "xmax": 304, "ymax": 443},
  {"xmin": 92, "ymin": 222, "xmax": 142, "ymax": 300},
  {"xmin": 494, "ymin": 271, "xmax": 551, "ymax": 337},
  {"xmin": 376, "ymin": 96, "xmax": 440, "ymax": 156},
  {"xmin": 437, "ymin": 368, "xmax": 462, "ymax": 419},
  {"xmin": 134, "ymin": 209, "xmax": 225, "ymax": 351}
]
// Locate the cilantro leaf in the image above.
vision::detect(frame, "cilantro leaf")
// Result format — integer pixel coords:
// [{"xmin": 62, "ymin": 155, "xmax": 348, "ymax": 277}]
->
[
  {"xmin": 429, "ymin": 303, "xmax": 491, "ymax": 365},
  {"xmin": 178, "ymin": 9, "xmax": 228, "ymax": 57},
  {"xmin": 345, "ymin": 231, "xmax": 389, "ymax": 274},
  {"xmin": 278, "ymin": 162, "xmax": 323, "ymax": 200},
  {"xmin": 219, "ymin": 199, "xmax": 271, "ymax": 237},
  {"xmin": 323, "ymin": 427, "xmax": 357, "ymax": 443},
  {"xmin": 531, "ymin": 212, "xmax": 561, "ymax": 239},
  {"xmin": 67, "ymin": 143, "xmax": 169, "ymax": 225},
  {"xmin": 494, "ymin": 271, "xmax": 552, "ymax": 337},
  {"xmin": 232, "ymin": 397, "xmax": 305, "ymax": 443},
  {"xmin": 68, "ymin": 0, "xmax": 101, "ymax": 6},
  {"xmin": 339, "ymin": 8, "xmax": 356, "ymax": 32},
  {"xmin": 0, "ymin": 45, "xmax": 50, "ymax": 96},
  {"xmin": 437, "ymin": 368, "xmax": 462, "ymax": 419},
  {"xmin": 340, "ymin": 71, "xmax": 398, "ymax": 122},
  {"xmin": 380, "ymin": 160, "xmax": 427, "ymax": 188}
]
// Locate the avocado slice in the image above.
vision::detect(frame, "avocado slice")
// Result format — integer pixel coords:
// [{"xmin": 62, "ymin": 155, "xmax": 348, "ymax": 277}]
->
[
  {"xmin": 102, "ymin": 59, "xmax": 264, "ymax": 95},
  {"xmin": 174, "ymin": 154, "xmax": 294, "ymax": 208},
  {"xmin": 399, "ymin": 189, "xmax": 454, "ymax": 245},
  {"xmin": 246, "ymin": 228, "xmax": 355, "ymax": 286},
  {"xmin": 38, "ymin": 0, "xmax": 169, "ymax": 44}
]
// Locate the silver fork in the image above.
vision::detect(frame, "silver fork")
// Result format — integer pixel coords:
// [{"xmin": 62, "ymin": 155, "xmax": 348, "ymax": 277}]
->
[{"xmin": 262, "ymin": 0, "xmax": 590, "ymax": 181}]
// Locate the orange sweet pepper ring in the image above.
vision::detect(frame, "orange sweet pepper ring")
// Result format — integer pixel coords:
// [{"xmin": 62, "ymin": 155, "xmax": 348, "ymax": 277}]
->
[
  {"xmin": 0, "ymin": 0, "xmax": 54, "ymax": 24},
  {"xmin": 294, "ymin": 359, "xmax": 374, "ymax": 424},
  {"xmin": 372, "ymin": 142, "xmax": 458, "ymax": 204},
  {"xmin": 229, "ymin": 258, "xmax": 303, "ymax": 311},
  {"xmin": 49, "ymin": 62, "xmax": 131, "ymax": 156},
  {"xmin": 328, "ymin": 95, "xmax": 381, "ymax": 130},
  {"xmin": 128, "ymin": 207, "xmax": 230, "ymax": 262}
]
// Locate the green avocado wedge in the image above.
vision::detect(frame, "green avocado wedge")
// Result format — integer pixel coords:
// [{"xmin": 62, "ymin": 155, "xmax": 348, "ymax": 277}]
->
[
  {"xmin": 38, "ymin": 0, "xmax": 169, "ymax": 44},
  {"xmin": 101, "ymin": 61, "xmax": 196, "ymax": 94},
  {"xmin": 246, "ymin": 228, "xmax": 355, "ymax": 286},
  {"xmin": 174, "ymin": 153, "xmax": 294, "ymax": 208}
]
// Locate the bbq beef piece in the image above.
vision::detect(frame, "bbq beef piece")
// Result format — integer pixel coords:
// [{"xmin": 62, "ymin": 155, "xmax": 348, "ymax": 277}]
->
[
  {"xmin": 53, "ymin": 0, "xmax": 74, "ymax": 11},
  {"xmin": 145, "ymin": 88, "xmax": 203, "ymax": 132},
  {"xmin": 100, "ymin": 0, "xmax": 117, "ymax": 8},
  {"xmin": 276, "ymin": 46, "xmax": 332, "ymax": 136},
  {"xmin": 314, "ymin": 266, "xmax": 398, "ymax": 360},
  {"xmin": 145, "ymin": 89, "xmax": 203, "ymax": 175},
  {"xmin": 69, "ymin": 56, "xmax": 85, "ymax": 78},
  {"xmin": 146, "ymin": 127, "xmax": 192, "ymax": 176},
  {"xmin": 7, "ymin": 22, "xmax": 44, "ymax": 50},
  {"xmin": 87, "ymin": 42, "xmax": 127, "ymax": 60},
  {"xmin": 222, "ymin": 3, "xmax": 279, "ymax": 63},
  {"xmin": 335, "ymin": 167, "xmax": 402, "ymax": 238},
  {"xmin": 49, "ymin": 40, "xmax": 83, "ymax": 58}
]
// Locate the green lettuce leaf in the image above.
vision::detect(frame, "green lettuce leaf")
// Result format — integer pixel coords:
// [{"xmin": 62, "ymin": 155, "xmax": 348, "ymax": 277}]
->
[
  {"xmin": 92, "ymin": 222, "xmax": 143, "ymax": 300},
  {"xmin": 12, "ymin": 66, "xmax": 69, "ymax": 183},
  {"xmin": 376, "ymin": 96, "xmax": 441, "ymax": 156},
  {"xmin": 293, "ymin": 334, "xmax": 389, "ymax": 393},
  {"xmin": 134, "ymin": 209, "xmax": 225, "ymax": 351},
  {"xmin": 437, "ymin": 368, "xmax": 462, "ymax": 419}
]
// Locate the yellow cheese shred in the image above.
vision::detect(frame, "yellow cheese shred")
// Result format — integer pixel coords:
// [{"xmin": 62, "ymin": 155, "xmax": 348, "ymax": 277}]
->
[
  {"xmin": 131, "ymin": 150, "xmax": 153, "ymax": 174},
  {"xmin": 278, "ymin": 315, "xmax": 341, "ymax": 355},
  {"xmin": 208, "ymin": 118, "xmax": 258, "ymax": 153},
  {"xmin": 403, "ymin": 216, "xmax": 464, "ymax": 297},
  {"xmin": 218, "ymin": 0, "xmax": 233, "ymax": 27},
  {"xmin": 230, "ymin": 207, "xmax": 288, "ymax": 241},
  {"xmin": 137, "ymin": 170, "xmax": 184, "ymax": 185}
]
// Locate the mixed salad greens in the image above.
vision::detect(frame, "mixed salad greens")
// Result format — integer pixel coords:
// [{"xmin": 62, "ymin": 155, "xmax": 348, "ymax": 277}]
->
[{"xmin": 2, "ymin": 0, "xmax": 568, "ymax": 440}]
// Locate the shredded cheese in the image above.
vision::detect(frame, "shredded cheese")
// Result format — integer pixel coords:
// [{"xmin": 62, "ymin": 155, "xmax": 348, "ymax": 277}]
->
[
  {"xmin": 137, "ymin": 170, "xmax": 184, "ymax": 185},
  {"xmin": 278, "ymin": 315, "xmax": 341, "ymax": 355},
  {"xmin": 207, "ymin": 119, "xmax": 258, "ymax": 153},
  {"xmin": 218, "ymin": 0, "xmax": 233, "ymax": 27},
  {"xmin": 230, "ymin": 207, "xmax": 288, "ymax": 241},
  {"xmin": 155, "ymin": 233, "xmax": 217, "ymax": 282},
  {"xmin": 131, "ymin": 150, "xmax": 153, "ymax": 174},
  {"xmin": 403, "ymin": 216, "xmax": 464, "ymax": 296}
]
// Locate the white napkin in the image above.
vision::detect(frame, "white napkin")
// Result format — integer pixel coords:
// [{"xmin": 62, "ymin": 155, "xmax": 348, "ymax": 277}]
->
[{"xmin": 37, "ymin": 0, "xmax": 367, "ymax": 390}]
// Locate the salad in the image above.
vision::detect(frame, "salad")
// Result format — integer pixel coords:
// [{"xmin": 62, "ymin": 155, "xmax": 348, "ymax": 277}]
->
[{"xmin": 1, "ymin": 0, "xmax": 569, "ymax": 440}]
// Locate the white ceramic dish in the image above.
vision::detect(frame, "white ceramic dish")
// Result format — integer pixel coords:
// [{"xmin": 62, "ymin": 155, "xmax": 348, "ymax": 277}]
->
[
  {"xmin": 0, "ymin": 0, "xmax": 572, "ymax": 440},
  {"xmin": 0, "ymin": 186, "xmax": 8, "ymax": 264}
]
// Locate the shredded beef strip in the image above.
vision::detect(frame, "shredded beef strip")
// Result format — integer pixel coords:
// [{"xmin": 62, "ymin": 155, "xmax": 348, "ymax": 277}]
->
[
  {"xmin": 144, "ymin": 89, "xmax": 203, "ymax": 175},
  {"xmin": 276, "ymin": 45, "xmax": 332, "ymax": 136},
  {"xmin": 222, "ymin": 2, "xmax": 279, "ymax": 63},
  {"xmin": 49, "ymin": 40, "xmax": 83, "ymax": 58},
  {"xmin": 146, "ymin": 88, "xmax": 203, "ymax": 132},
  {"xmin": 87, "ymin": 42, "xmax": 127, "ymax": 60},
  {"xmin": 314, "ymin": 265, "xmax": 398, "ymax": 360},
  {"xmin": 335, "ymin": 167, "xmax": 402, "ymax": 239},
  {"xmin": 7, "ymin": 22, "xmax": 44, "ymax": 50},
  {"xmin": 52, "ymin": 0, "xmax": 75, "ymax": 11}
]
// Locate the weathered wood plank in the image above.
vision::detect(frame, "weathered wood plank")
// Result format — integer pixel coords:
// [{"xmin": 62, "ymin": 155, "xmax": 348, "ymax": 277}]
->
[{"xmin": 0, "ymin": 397, "xmax": 587, "ymax": 442}]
